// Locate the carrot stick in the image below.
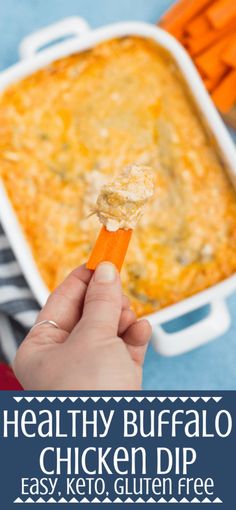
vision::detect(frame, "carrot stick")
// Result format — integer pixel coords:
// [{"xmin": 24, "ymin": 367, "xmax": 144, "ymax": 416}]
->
[
  {"xmin": 185, "ymin": 13, "xmax": 211, "ymax": 37},
  {"xmin": 159, "ymin": 0, "xmax": 191, "ymax": 25},
  {"xmin": 159, "ymin": 0, "xmax": 214, "ymax": 36},
  {"xmin": 187, "ymin": 18, "xmax": 236, "ymax": 55},
  {"xmin": 222, "ymin": 34, "xmax": 236, "ymax": 67},
  {"xmin": 195, "ymin": 33, "xmax": 232, "ymax": 79},
  {"xmin": 206, "ymin": 0, "xmax": 236, "ymax": 29},
  {"xmin": 86, "ymin": 226, "xmax": 132, "ymax": 272},
  {"xmin": 203, "ymin": 74, "xmax": 222, "ymax": 92},
  {"xmin": 211, "ymin": 69, "xmax": 236, "ymax": 112}
]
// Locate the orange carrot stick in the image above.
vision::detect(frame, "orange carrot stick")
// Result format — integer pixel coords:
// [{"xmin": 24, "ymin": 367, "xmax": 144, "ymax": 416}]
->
[
  {"xmin": 203, "ymin": 74, "xmax": 222, "ymax": 92},
  {"xmin": 185, "ymin": 13, "xmax": 211, "ymax": 37},
  {"xmin": 86, "ymin": 226, "xmax": 132, "ymax": 272},
  {"xmin": 187, "ymin": 18, "xmax": 236, "ymax": 55},
  {"xmin": 159, "ymin": 0, "xmax": 214, "ymax": 36},
  {"xmin": 206, "ymin": 0, "xmax": 236, "ymax": 29},
  {"xmin": 222, "ymin": 34, "xmax": 236, "ymax": 67},
  {"xmin": 195, "ymin": 33, "xmax": 232, "ymax": 79},
  {"xmin": 159, "ymin": 0, "xmax": 191, "ymax": 25},
  {"xmin": 211, "ymin": 69, "xmax": 236, "ymax": 112}
]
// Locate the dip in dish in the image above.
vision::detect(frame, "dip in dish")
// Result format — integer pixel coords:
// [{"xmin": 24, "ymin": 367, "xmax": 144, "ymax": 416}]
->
[{"xmin": 1, "ymin": 36, "xmax": 236, "ymax": 316}]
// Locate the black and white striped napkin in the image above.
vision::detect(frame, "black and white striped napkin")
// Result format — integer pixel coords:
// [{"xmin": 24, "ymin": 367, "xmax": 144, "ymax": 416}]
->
[{"xmin": 0, "ymin": 223, "xmax": 40, "ymax": 364}]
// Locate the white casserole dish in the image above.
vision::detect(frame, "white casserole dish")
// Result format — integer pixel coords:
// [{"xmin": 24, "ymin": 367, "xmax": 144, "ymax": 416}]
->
[{"xmin": 0, "ymin": 17, "xmax": 235, "ymax": 356}]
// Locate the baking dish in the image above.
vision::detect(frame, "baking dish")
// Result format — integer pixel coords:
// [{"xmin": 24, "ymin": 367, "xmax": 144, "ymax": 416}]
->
[{"xmin": 0, "ymin": 17, "xmax": 235, "ymax": 356}]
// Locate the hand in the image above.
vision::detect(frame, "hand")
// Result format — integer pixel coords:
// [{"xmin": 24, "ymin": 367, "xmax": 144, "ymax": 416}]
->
[{"xmin": 13, "ymin": 262, "xmax": 152, "ymax": 390}]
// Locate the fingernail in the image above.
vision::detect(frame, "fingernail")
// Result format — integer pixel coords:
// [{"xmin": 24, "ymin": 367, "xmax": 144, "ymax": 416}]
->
[{"xmin": 95, "ymin": 262, "xmax": 117, "ymax": 282}]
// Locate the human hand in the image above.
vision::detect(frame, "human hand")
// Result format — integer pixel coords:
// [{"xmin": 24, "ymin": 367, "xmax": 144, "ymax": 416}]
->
[{"xmin": 13, "ymin": 262, "xmax": 152, "ymax": 390}]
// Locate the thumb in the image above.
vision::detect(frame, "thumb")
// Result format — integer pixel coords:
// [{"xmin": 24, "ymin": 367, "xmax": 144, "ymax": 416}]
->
[{"xmin": 79, "ymin": 262, "xmax": 122, "ymax": 338}]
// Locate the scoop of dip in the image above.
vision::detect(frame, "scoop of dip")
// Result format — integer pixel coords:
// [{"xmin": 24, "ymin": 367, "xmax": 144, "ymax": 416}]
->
[{"xmin": 95, "ymin": 165, "xmax": 155, "ymax": 231}]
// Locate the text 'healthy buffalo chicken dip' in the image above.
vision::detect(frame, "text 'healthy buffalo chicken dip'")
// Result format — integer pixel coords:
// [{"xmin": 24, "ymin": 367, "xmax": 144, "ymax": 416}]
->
[{"xmin": 1, "ymin": 37, "xmax": 236, "ymax": 316}]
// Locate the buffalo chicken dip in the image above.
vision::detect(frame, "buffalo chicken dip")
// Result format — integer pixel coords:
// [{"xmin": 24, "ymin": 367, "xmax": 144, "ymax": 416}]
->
[
  {"xmin": 95, "ymin": 165, "xmax": 154, "ymax": 231},
  {"xmin": 1, "ymin": 36, "xmax": 236, "ymax": 316}
]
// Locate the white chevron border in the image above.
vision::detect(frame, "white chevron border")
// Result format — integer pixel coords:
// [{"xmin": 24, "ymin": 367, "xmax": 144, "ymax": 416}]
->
[
  {"xmin": 13, "ymin": 396, "xmax": 222, "ymax": 403},
  {"xmin": 13, "ymin": 496, "xmax": 223, "ymax": 504}
]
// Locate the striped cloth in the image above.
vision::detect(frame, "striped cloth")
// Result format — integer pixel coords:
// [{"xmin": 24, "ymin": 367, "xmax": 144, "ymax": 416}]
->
[{"xmin": 0, "ymin": 223, "xmax": 40, "ymax": 364}]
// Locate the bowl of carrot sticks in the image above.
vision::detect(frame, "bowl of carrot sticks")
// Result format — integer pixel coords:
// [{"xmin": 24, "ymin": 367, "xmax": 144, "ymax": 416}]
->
[{"xmin": 159, "ymin": 0, "xmax": 236, "ymax": 118}]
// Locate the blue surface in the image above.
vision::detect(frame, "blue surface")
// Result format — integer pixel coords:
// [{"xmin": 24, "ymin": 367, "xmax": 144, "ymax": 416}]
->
[{"xmin": 0, "ymin": 0, "xmax": 236, "ymax": 389}]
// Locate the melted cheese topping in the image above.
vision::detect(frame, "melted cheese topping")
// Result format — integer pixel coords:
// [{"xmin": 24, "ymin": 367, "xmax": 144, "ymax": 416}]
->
[
  {"xmin": 96, "ymin": 165, "xmax": 154, "ymax": 231},
  {"xmin": 1, "ymin": 36, "xmax": 236, "ymax": 316}
]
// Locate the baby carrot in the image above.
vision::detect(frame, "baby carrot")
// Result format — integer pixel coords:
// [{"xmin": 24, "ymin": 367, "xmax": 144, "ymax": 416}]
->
[
  {"xmin": 206, "ymin": 0, "xmax": 236, "ymax": 29},
  {"xmin": 203, "ymin": 74, "xmax": 222, "ymax": 92},
  {"xmin": 159, "ymin": 0, "xmax": 190, "ymax": 25},
  {"xmin": 222, "ymin": 34, "xmax": 236, "ymax": 67},
  {"xmin": 185, "ymin": 13, "xmax": 211, "ymax": 37},
  {"xmin": 187, "ymin": 20, "xmax": 236, "ymax": 55},
  {"xmin": 86, "ymin": 226, "xmax": 132, "ymax": 272},
  {"xmin": 159, "ymin": 0, "xmax": 213, "ymax": 37},
  {"xmin": 195, "ymin": 33, "xmax": 232, "ymax": 79},
  {"xmin": 211, "ymin": 69, "xmax": 236, "ymax": 112}
]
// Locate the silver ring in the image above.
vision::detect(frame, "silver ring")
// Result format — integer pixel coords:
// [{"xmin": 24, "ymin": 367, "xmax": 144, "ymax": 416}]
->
[{"xmin": 31, "ymin": 319, "xmax": 60, "ymax": 331}]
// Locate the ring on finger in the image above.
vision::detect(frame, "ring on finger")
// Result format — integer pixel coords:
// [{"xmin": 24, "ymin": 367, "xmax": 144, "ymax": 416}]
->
[{"xmin": 30, "ymin": 319, "xmax": 60, "ymax": 332}]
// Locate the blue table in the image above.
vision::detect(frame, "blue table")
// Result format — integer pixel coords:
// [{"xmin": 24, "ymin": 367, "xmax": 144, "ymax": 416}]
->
[{"xmin": 0, "ymin": 0, "xmax": 235, "ymax": 390}]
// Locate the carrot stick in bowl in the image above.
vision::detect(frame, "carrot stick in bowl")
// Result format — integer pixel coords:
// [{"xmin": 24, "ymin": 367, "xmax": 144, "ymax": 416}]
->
[
  {"xmin": 222, "ymin": 34, "xmax": 236, "ymax": 67},
  {"xmin": 159, "ymin": 0, "xmax": 214, "ymax": 36},
  {"xmin": 185, "ymin": 13, "xmax": 210, "ymax": 37},
  {"xmin": 211, "ymin": 69, "xmax": 236, "ymax": 112},
  {"xmin": 203, "ymin": 74, "xmax": 222, "ymax": 92},
  {"xmin": 195, "ymin": 33, "xmax": 232, "ymax": 79},
  {"xmin": 187, "ymin": 20, "xmax": 236, "ymax": 56},
  {"xmin": 206, "ymin": 0, "xmax": 236, "ymax": 29}
]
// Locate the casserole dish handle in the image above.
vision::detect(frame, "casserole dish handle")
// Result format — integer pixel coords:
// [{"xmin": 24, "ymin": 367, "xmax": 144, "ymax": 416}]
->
[
  {"xmin": 151, "ymin": 299, "xmax": 231, "ymax": 356},
  {"xmin": 19, "ymin": 17, "xmax": 90, "ymax": 60}
]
